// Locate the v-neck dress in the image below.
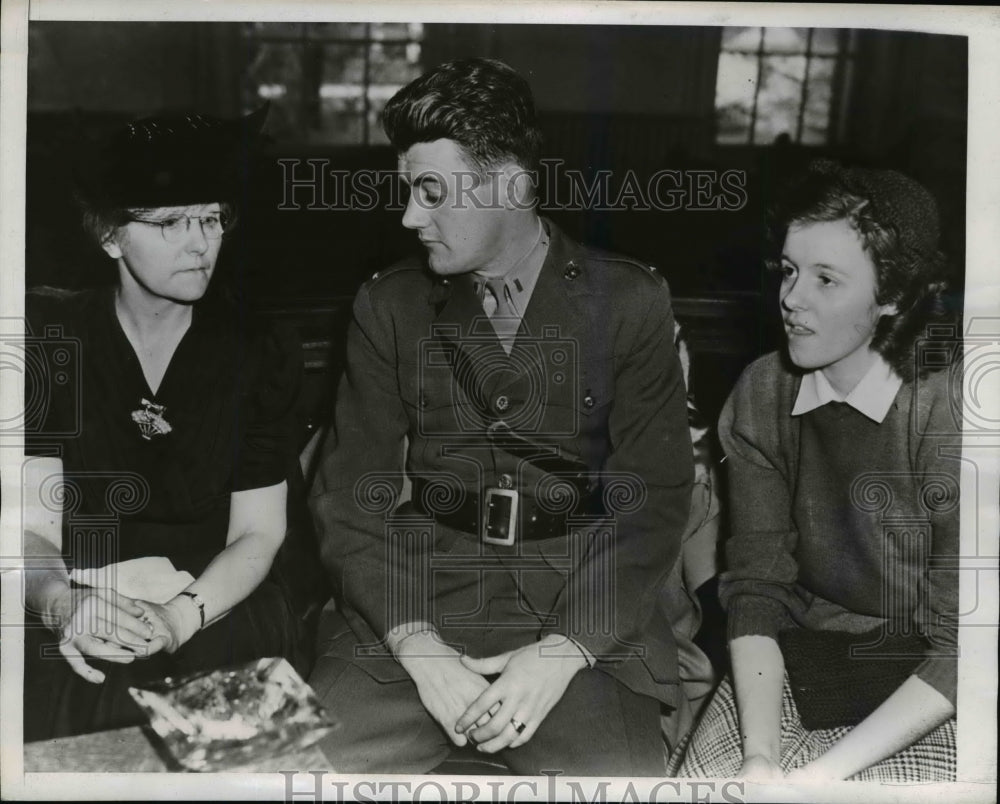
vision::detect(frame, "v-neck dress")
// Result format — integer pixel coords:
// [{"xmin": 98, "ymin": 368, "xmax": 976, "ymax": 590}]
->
[
  {"xmin": 23, "ymin": 286, "xmax": 305, "ymax": 739},
  {"xmin": 25, "ymin": 286, "xmax": 299, "ymax": 574}
]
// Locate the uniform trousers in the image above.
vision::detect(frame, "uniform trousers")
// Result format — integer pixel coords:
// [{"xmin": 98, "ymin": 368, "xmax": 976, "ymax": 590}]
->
[
  {"xmin": 310, "ymin": 520, "xmax": 670, "ymax": 775},
  {"xmin": 309, "ymin": 627, "xmax": 666, "ymax": 776}
]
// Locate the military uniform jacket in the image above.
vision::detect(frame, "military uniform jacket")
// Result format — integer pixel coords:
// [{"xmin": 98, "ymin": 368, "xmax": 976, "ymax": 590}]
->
[{"xmin": 310, "ymin": 220, "xmax": 694, "ymax": 705}]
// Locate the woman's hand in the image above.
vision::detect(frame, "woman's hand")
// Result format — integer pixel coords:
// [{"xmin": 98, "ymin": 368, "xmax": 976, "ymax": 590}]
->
[
  {"xmin": 730, "ymin": 635, "xmax": 785, "ymax": 778},
  {"xmin": 46, "ymin": 586, "xmax": 155, "ymax": 684},
  {"xmin": 133, "ymin": 596, "xmax": 201, "ymax": 656},
  {"xmin": 738, "ymin": 753, "xmax": 785, "ymax": 781},
  {"xmin": 784, "ymin": 761, "xmax": 841, "ymax": 782},
  {"xmin": 782, "ymin": 676, "xmax": 954, "ymax": 781}
]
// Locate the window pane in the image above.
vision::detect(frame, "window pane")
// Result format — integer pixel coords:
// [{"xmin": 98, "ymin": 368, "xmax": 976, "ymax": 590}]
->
[
  {"xmin": 762, "ymin": 27, "xmax": 809, "ymax": 54},
  {"xmin": 753, "ymin": 55, "xmax": 806, "ymax": 143},
  {"xmin": 322, "ymin": 43, "xmax": 367, "ymax": 85},
  {"xmin": 801, "ymin": 57, "xmax": 835, "ymax": 144},
  {"xmin": 811, "ymin": 28, "xmax": 841, "ymax": 55},
  {"xmin": 246, "ymin": 41, "xmax": 303, "ymax": 89},
  {"xmin": 371, "ymin": 22, "xmax": 418, "ymax": 40},
  {"xmin": 241, "ymin": 23, "xmax": 425, "ymax": 144},
  {"xmin": 716, "ymin": 104, "xmax": 753, "ymax": 145},
  {"xmin": 320, "ymin": 96, "xmax": 365, "ymax": 145},
  {"xmin": 245, "ymin": 22, "xmax": 304, "ymax": 40},
  {"xmin": 721, "ymin": 26, "xmax": 762, "ymax": 52},
  {"xmin": 244, "ymin": 42, "xmax": 304, "ymax": 140},
  {"xmin": 367, "ymin": 93, "xmax": 395, "ymax": 145},
  {"xmin": 715, "ymin": 52, "xmax": 757, "ymax": 144},
  {"xmin": 307, "ymin": 22, "xmax": 369, "ymax": 40},
  {"xmin": 716, "ymin": 26, "xmax": 843, "ymax": 145},
  {"xmin": 715, "ymin": 52, "xmax": 757, "ymax": 109},
  {"xmin": 370, "ymin": 42, "xmax": 423, "ymax": 84}
]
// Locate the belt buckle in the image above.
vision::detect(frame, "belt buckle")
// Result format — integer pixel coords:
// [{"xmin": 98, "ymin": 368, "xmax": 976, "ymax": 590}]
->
[{"xmin": 482, "ymin": 487, "xmax": 518, "ymax": 546}]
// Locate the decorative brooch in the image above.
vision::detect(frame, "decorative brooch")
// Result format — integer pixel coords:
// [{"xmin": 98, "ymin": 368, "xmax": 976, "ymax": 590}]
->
[{"xmin": 131, "ymin": 398, "xmax": 172, "ymax": 440}]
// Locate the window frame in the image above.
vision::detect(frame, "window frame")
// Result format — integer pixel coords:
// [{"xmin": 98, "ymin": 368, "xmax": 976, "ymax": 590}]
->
[
  {"xmin": 241, "ymin": 22, "xmax": 424, "ymax": 146},
  {"xmin": 714, "ymin": 26, "xmax": 856, "ymax": 147}
]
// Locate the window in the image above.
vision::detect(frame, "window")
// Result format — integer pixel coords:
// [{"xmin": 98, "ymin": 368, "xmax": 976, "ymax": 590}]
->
[
  {"xmin": 715, "ymin": 27, "xmax": 855, "ymax": 146},
  {"xmin": 242, "ymin": 22, "xmax": 424, "ymax": 145}
]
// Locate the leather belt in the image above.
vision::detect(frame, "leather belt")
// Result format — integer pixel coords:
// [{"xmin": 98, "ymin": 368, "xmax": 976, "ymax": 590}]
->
[{"xmin": 410, "ymin": 477, "xmax": 605, "ymax": 544}]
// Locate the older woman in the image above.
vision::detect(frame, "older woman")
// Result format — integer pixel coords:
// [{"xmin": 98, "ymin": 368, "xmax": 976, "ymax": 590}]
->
[
  {"xmin": 672, "ymin": 162, "xmax": 960, "ymax": 781},
  {"xmin": 22, "ymin": 108, "xmax": 305, "ymax": 739}
]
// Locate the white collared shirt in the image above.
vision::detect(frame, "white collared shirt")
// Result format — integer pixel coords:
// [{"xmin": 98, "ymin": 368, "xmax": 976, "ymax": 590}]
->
[
  {"xmin": 473, "ymin": 218, "xmax": 549, "ymax": 319},
  {"xmin": 791, "ymin": 355, "xmax": 903, "ymax": 423}
]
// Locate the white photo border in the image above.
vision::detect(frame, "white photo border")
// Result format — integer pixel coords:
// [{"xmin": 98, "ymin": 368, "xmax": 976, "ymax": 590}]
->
[{"xmin": 2, "ymin": 1, "xmax": 997, "ymax": 801}]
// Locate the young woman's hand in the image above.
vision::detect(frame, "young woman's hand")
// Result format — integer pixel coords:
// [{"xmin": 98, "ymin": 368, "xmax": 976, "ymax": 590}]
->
[
  {"xmin": 784, "ymin": 761, "xmax": 841, "ymax": 781},
  {"xmin": 738, "ymin": 753, "xmax": 785, "ymax": 781}
]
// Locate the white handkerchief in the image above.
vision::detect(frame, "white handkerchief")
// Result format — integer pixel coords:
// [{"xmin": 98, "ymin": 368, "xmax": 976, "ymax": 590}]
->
[{"xmin": 70, "ymin": 557, "xmax": 195, "ymax": 604}]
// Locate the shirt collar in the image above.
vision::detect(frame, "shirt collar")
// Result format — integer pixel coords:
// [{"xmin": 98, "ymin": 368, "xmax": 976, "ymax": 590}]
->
[
  {"xmin": 473, "ymin": 218, "xmax": 549, "ymax": 316},
  {"xmin": 791, "ymin": 355, "xmax": 903, "ymax": 423}
]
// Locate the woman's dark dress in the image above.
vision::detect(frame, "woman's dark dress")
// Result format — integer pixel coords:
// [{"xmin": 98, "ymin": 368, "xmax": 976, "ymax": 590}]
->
[{"xmin": 24, "ymin": 286, "xmax": 305, "ymax": 740}]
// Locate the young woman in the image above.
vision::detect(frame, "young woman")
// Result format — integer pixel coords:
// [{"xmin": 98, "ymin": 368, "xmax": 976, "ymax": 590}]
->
[
  {"xmin": 672, "ymin": 162, "xmax": 960, "ymax": 781},
  {"xmin": 23, "ymin": 108, "xmax": 306, "ymax": 739}
]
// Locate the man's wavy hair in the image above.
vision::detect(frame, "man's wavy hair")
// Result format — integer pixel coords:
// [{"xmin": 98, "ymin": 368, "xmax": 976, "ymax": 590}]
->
[
  {"xmin": 381, "ymin": 58, "xmax": 542, "ymax": 177},
  {"xmin": 766, "ymin": 160, "xmax": 953, "ymax": 381}
]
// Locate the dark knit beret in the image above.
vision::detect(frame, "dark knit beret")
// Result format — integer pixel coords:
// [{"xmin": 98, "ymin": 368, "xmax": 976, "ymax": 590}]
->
[
  {"xmin": 807, "ymin": 158, "xmax": 941, "ymax": 256},
  {"xmin": 75, "ymin": 104, "xmax": 269, "ymax": 210}
]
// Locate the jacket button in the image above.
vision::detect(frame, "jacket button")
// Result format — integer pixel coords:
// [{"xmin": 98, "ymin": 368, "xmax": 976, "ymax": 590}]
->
[
  {"xmin": 498, "ymin": 473, "xmax": 513, "ymax": 489},
  {"xmin": 495, "ymin": 395, "xmax": 510, "ymax": 412},
  {"xmin": 564, "ymin": 261, "xmax": 581, "ymax": 280},
  {"xmin": 583, "ymin": 394, "xmax": 595, "ymax": 409}
]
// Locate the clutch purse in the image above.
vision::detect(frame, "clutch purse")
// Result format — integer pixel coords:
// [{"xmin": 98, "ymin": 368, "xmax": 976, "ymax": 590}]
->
[{"xmin": 778, "ymin": 627, "xmax": 926, "ymax": 730}]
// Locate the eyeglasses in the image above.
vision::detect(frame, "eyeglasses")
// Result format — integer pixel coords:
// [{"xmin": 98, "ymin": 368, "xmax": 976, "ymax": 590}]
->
[{"xmin": 128, "ymin": 212, "xmax": 228, "ymax": 243}]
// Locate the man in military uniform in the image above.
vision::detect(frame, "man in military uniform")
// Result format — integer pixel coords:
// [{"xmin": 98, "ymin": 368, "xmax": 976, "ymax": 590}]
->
[{"xmin": 308, "ymin": 58, "xmax": 694, "ymax": 775}]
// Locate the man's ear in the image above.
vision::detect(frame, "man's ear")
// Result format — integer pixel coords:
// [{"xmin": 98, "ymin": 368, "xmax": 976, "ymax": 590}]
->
[{"xmin": 499, "ymin": 162, "xmax": 535, "ymax": 211}]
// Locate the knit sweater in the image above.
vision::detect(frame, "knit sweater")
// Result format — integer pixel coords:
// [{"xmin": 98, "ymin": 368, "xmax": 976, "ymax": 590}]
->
[{"xmin": 718, "ymin": 352, "xmax": 960, "ymax": 706}]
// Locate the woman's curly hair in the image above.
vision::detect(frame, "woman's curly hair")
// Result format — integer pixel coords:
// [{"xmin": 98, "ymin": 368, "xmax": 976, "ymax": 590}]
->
[{"xmin": 766, "ymin": 160, "xmax": 954, "ymax": 380}]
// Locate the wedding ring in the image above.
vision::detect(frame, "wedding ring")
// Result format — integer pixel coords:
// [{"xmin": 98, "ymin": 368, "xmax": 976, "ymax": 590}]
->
[
  {"xmin": 140, "ymin": 614, "xmax": 153, "ymax": 627},
  {"xmin": 510, "ymin": 718, "xmax": 526, "ymax": 734}
]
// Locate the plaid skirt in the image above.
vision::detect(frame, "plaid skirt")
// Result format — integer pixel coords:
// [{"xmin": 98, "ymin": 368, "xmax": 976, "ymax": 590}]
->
[{"xmin": 668, "ymin": 675, "xmax": 956, "ymax": 781}]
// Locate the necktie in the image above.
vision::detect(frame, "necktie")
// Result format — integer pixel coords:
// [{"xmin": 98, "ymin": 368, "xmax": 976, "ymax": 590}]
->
[{"xmin": 483, "ymin": 278, "xmax": 519, "ymax": 354}]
